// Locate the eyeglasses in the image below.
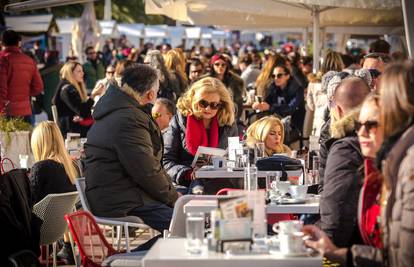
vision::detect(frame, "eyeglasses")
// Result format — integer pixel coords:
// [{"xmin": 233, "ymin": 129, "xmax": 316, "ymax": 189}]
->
[
  {"xmin": 271, "ymin": 73, "xmax": 287, "ymax": 79},
  {"xmin": 198, "ymin": 99, "xmax": 222, "ymax": 110},
  {"xmin": 191, "ymin": 69, "xmax": 203, "ymax": 74},
  {"xmin": 214, "ymin": 63, "xmax": 227, "ymax": 68},
  {"xmin": 368, "ymin": 68, "xmax": 382, "ymax": 78},
  {"xmin": 152, "ymin": 112, "xmax": 161, "ymax": 119},
  {"xmin": 106, "ymin": 71, "xmax": 115, "ymax": 74},
  {"xmin": 87, "ymin": 51, "xmax": 97, "ymax": 55},
  {"xmin": 355, "ymin": 120, "xmax": 379, "ymax": 133}
]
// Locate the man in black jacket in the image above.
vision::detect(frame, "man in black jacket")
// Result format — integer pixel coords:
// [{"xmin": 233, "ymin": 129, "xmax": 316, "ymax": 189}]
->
[
  {"xmin": 318, "ymin": 77, "xmax": 370, "ymax": 247},
  {"xmin": 84, "ymin": 64, "xmax": 179, "ymax": 250}
]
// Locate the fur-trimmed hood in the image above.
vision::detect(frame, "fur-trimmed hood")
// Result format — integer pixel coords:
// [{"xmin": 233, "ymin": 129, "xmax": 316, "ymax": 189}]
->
[{"xmin": 330, "ymin": 108, "xmax": 361, "ymax": 139}]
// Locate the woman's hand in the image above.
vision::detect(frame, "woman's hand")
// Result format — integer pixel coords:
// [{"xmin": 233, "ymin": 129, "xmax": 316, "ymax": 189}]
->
[
  {"xmin": 302, "ymin": 225, "xmax": 338, "ymax": 254},
  {"xmin": 252, "ymin": 101, "xmax": 261, "ymax": 110},
  {"xmin": 91, "ymin": 83, "xmax": 104, "ymax": 99},
  {"xmin": 252, "ymin": 101, "xmax": 270, "ymax": 111}
]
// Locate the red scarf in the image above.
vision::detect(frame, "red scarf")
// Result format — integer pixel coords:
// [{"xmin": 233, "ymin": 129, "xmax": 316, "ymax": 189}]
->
[{"xmin": 186, "ymin": 114, "xmax": 219, "ymax": 156}]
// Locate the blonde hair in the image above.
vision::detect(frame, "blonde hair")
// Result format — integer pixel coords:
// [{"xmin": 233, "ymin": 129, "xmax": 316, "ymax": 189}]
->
[
  {"xmin": 246, "ymin": 116, "xmax": 291, "ymax": 156},
  {"xmin": 177, "ymin": 77, "xmax": 235, "ymax": 126},
  {"xmin": 379, "ymin": 61, "xmax": 414, "ymax": 138},
  {"xmin": 31, "ymin": 121, "xmax": 78, "ymax": 183},
  {"xmin": 255, "ymin": 54, "xmax": 286, "ymax": 96},
  {"xmin": 164, "ymin": 49, "xmax": 188, "ymax": 83},
  {"xmin": 320, "ymin": 50, "xmax": 344, "ymax": 74},
  {"xmin": 60, "ymin": 61, "xmax": 88, "ymax": 101}
]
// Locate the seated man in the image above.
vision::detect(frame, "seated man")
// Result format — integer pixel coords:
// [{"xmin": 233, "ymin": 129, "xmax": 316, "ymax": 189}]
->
[
  {"xmin": 152, "ymin": 97, "xmax": 175, "ymax": 133},
  {"xmin": 84, "ymin": 64, "xmax": 179, "ymax": 250},
  {"xmin": 318, "ymin": 77, "xmax": 370, "ymax": 247}
]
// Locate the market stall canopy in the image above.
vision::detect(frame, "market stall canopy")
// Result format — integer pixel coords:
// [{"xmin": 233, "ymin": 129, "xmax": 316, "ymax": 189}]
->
[
  {"xmin": 145, "ymin": 0, "xmax": 402, "ymax": 29},
  {"xmin": 4, "ymin": 0, "xmax": 97, "ymax": 13},
  {"xmin": 99, "ymin": 20, "xmax": 120, "ymax": 38},
  {"xmin": 5, "ymin": 14, "xmax": 54, "ymax": 33}
]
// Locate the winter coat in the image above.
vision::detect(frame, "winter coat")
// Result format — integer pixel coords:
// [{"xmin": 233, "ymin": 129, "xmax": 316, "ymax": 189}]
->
[
  {"xmin": 29, "ymin": 159, "xmax": 76, "ymax": 204},
  {"xmin": 163, "ymin": 112, "xmax": 239, "ymax": 187},
  {"xmin": 318, "ymin": 108, "xmax": 331, "ymax": 193},
  {"xmin": 84, "ymin": 85, "xmax": 178, "ymax": 218},
  {"xmin": 169, "ymin": 70, "xmax": 188, "ymax": 98},
  {"xmin": 350, "ymin": 125, "xmax": 414, "ymax": 267},
  {"xmin": 40, "ymin": 63, "xmax": 62, "ymax": 120},
  {"xmin": 306, "ymin": 82, "xmax": 328, "ymax": 137},
  {"xmin": 264, "ymin": 78, "xmax": 305, "ymax": 134},
  {"xmin": 318, "ymin": 109, "xmax": 364, "ymax": 248},
  {"xmin": 83, "ymin": 59, "xmax": 105, "ymax": 90},
  {"xmin": 0, "ymin": 46, "xmax": 43, "ymax": 116},
  {"xmin": 52, "ymin": 79, "xmax": 94, "ymax": 137}
]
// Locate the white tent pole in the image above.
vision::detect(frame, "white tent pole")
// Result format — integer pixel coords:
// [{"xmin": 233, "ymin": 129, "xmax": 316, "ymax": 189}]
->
[
  {"xmin": 303, "ymin": 27, "xmax": 309, "ymax": 56},
  {"xmin": 402, "ymin": 0, "xmax": 414, "ymax": 58},
  {"xmin": 312, "ymin": 6, "xmax": 320, "ymax": 73},
  {"xmin": 104, "ymin": 0, "xmax": 112, "ymax": 20}
]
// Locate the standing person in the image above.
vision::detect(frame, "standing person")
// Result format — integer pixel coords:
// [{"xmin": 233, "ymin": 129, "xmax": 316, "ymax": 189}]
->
[
  {"xmin": 83, "ymin": 46, "xmax": 105, "ymax": 92},
  {"xmin": 303, "ymin": 60, "xmax": 414, "ymax": 267},
  {"xmin": 53, "ymin": 61, "xmax": 102, "ymax": 137},
  {"xmin": 0, "ymin": 30, "xmax": 43, "ymax": 122},
  {"xmin": 84, "ymin": 64, "xmax": 179, "ymax": 251},
  {"xmin": 40, "ymin": 51, "xmax": 62, "ymax": 120},
  {"xmin": 144, "ymin": 50, "xmax": 175, "ymax": 101},
  {"xmin": 29, "ymin": 121, "xmax": 77, "ymax": 264},
  {"xmin": 318, "ymin": 77, "xmax": 370, "ymax": 247},
  {"xmin": 164, "ymin": 49, "xmax": 188, "ymax": 98},
  {"xmin": 252, "ymin": 65, "xmax": 305, "ymax": 147},
  {"xmin": 206, "ymin": 54, "xmax": 245, "ymax": 121},
  {"xmin": 152, "ymin": 97, "xmax": 176, "ymax": 133},
  {"xmin": 239, "ymin": 54, "xmax": 261, "ymax": 89},
  {"xmin": 163, "ymin": 77, "xmax": 238, "ymax": 194},
  {"xmin": 187, "ymin": 58, "xmax": 204, "ymax": 83}
]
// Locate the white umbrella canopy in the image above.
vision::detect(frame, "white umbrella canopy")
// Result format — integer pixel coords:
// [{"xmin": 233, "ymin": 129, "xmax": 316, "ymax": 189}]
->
[{"xmin": 146, "ymin": 0, "xmax": 404, "ymax": 70}]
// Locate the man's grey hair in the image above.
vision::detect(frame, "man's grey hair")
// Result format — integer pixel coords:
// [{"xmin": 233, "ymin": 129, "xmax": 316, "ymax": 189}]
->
[{"xmin": 155, "ymin": 97, "xmax": 176, "ymax": 115}]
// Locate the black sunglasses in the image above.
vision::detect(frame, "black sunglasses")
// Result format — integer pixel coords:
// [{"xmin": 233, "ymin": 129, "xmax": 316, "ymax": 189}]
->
[
  {"xmin": 198, "ymin": 99, "xmax": 222, "ymax": 110},
  {"xmin": 214, "ymin": 63, "xmax": 227, "ymax": 68},
  {"xmin": 368, "ymin": 69, "xmax": 382, "ymax": 78},
  {"xmin": 271, "ymin": 73, "xmax": 287, "ymax": 79},
  {"xmin": 355, "ymin": 120, "xmax": 379, "ymax": 133}
]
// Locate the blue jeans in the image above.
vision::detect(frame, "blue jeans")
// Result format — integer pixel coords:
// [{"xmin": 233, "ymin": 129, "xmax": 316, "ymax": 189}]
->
[{"xmin": 127, "ymin": 202, "xmax": 173, "ymax": 251}]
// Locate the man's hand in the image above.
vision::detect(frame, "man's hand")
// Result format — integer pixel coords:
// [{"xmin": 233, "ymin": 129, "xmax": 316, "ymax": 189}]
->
[{"xmin": 302, "ymin": 225, "xmax": 338, "ymax": 254}]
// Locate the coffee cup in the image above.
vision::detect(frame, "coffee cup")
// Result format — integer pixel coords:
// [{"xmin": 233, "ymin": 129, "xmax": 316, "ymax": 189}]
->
[
  {"xmin": 279, "ymin": 231, "xmax": 306, "ymax": 255},
  {"xmin": 288, "ymin": 185, "xmax": 308, "ymax": 199},
  {"xmin": 272, "ymin": 220, "xmax": 303, "ymax": 234}
]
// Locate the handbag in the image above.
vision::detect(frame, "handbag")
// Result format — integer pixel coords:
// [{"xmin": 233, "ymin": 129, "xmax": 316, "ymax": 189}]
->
[{"xmin": 256, "ymin": 155, "xmax": 304, "ymax": 181}]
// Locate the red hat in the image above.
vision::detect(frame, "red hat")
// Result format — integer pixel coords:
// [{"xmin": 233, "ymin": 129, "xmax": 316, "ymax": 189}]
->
[{"xmin": 210, "ymin": 54, "xmax": 228, "ymax": 66}]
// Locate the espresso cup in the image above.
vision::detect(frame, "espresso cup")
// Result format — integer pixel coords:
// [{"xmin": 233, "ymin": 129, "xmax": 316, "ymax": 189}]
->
[
  {"xmin": 272, "ymin": 220, "xmax": 303, "ymax": 234},
  {"xmin": 279, "ymin": 232, "xmax": 305, "ymax": 255},
  {"xmin": 288, "ymin": 185, "xmax": 308, "ymax": 199}
]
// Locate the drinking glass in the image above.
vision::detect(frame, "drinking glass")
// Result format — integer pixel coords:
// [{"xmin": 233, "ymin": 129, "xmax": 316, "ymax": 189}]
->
[
  {"xmin": 185, "ymin": 212, "xmax": 206, "ymax": 255},
  {"xmin": 244, "ymin": 165, "xmax": 258, "ymax": 191},
  {"xmin": 254, "ymin": 142, "xmax": 266, "ymax": 163}
]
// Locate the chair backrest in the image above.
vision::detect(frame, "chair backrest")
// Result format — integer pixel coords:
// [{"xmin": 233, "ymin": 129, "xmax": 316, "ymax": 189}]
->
[
  {"xmin": 33, "ymin": 191, "xmax": 79, "ymax": 245},
  {"xmin": 216, "ymin": 188, "xmax": 241, "ymax": 195},
  {"xmin": 75, "ymin": 177, "xmax": 91, "ymax": 212},
  {"xmin": 169, "ymin": 195, "xmax": 230, "ymax": 238},
  {"xmin": 51, "ymin": 105, "xmax": 58, "ymax": 124},
  {"xmin": 65, "ymin": 210, "xmax": 117, "ymax": 267}
]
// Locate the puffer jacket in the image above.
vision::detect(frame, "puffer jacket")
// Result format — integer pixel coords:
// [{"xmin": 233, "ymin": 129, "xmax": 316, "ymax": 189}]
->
[
  {"xmin": 318, "ymin": 109, "xmax": 364, "ymax": 248},
  {"xmin": 163, "ymin": 112, "xmax": 238, "ymax": 187},
  {"xmin": 0, "ymin": 46, "xmax": 43, "ymax": 116},
  {"xmin": 84, "ymin": 85, "xmax": 178, "ymax": 218},
  {"xmin": 306, "ymin": 82, "xmax": 328, "ymax": 137},
  {"xmin": 350, "ymin": 125, "xmax": 414, "ymax": 267}
]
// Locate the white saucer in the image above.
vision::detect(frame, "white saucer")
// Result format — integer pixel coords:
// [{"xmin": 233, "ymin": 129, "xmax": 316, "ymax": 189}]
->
[
  {"xmin": 281, "ymin": 250, "xmax": 311, "ymax": 257},
  {"xmin": 278, "ymin": 198, "xmax": 307, "ymax": 204}
]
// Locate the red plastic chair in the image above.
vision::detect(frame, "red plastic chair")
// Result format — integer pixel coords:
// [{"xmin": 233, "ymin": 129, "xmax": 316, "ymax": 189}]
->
[
  {"xmin": 65, "ymin": 211, "xmax": 118, "ymax": 267},
  {"xmin": 215, "ymin": 188, "xmax": 295, "ymax": 224}
]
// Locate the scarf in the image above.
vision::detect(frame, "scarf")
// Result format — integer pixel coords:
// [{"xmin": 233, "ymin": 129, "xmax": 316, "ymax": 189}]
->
[{"xmin": 186, "ymin": 114, "xmax": 219, "ymax": 156}]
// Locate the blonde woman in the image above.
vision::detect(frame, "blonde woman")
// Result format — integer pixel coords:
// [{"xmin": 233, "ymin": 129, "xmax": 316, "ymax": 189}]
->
[
  {"xmin": 30, "ymin": 121, "xmax": 77, "ymax": 264},
  {"xmin": 246, "ymin": 116, "xmax": 292, "ymax": 156},
  {"xmin": 164, "ymin": 49, "xmax": 188, "ymax": 97},
  {"xmin": 52, "ymin": 61, "xmax": 103, "ymax": 137},
  {"xmin": 163, "ymin": 77, "xmax": 238, "ymax": 193}
]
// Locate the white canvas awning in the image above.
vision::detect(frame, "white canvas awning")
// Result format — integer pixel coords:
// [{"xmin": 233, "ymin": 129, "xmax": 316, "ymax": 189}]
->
[
  {"xmin": 118, "ymin": 23, "xmax": 144, "ymax": 37},
  {"xmin": 56, "ymin": 18, "xmax": 77, "ymax": 34},
  {"xmin": 145, "ymin": 25, "xmax": 168, "ymax": 38},
  {"xmin": 99, "ymin": 20, "xmax": 119, "ymax": 38},
  {"xmin": 5, "ymin": 14, "xmax": 54, "ymax": 33}
]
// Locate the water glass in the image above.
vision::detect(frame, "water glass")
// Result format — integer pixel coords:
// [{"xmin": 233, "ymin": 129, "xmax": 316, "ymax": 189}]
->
[
  {"xmin": 19, "ymin": 154, "xmax": 29, "ymax": 169},
  {"xmin": 254, "ymin": 142, "xmax": 266, "ymax": 163},
  {"xmin": 185, "ymin": 212, "xmax": 206, "ymax": 255},
  {"xmin": 244, "ymin": 165, "xmax": 258, "ymax": 191}
]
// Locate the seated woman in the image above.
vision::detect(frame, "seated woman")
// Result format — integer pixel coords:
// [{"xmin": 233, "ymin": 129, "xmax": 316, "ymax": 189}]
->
[
  {"xmin": 246, "ymin": 115, "xmax": 292, "ymax": 157},
  {"xmin": 53, "ymin": 61, "xmax": 103, "ymax": 137},
  {"xmin": 30, "ymin": 121, "xmax": 77, "ymax": 264},
  {"xmin": 163, "ymin": 77, "xmax": 239, "ymax": 194}
]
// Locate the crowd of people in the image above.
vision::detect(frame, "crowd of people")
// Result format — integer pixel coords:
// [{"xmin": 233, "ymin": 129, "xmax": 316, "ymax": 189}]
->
[{"xmin": 1, "ymin": 27, "xmax": 414, "ymax": 267}]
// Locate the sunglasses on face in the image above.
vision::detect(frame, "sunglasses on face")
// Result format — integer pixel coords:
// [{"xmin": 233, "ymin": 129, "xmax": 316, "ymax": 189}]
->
[
  {"xmin": 355, "ymin": 120, "xmax": 379, "ymax": 133},
  {"xmin": 271, "ymin": 73, "xmax": 287, "ymax": 79},
  {"xmin": 214, "ymin": 63, "xmax": 227, "ymax": 68},
  {"xmin": 198, "ymin": 99, "xmax": 222, "ymax": 110},
  {"xmin": 106, "ymin": 71, "xmax": 114, "ymax": 74},
  {"xmin": 152, "ymin": 112, "xmax": 161, "ymax": 119},
  {"xmin": 368, "ymin": 68, "xmax": 382, "ymax": 78}
]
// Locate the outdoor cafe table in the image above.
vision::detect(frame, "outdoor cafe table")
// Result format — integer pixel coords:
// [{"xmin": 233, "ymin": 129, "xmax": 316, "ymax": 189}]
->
[
  {"xmin": 194, "ymin": 169, "xmax": 302, "ymax": 179},
  {"xmin": 142, "ymin": 238, "xmax": 322, "ymax": 267},
  {"xmin": 183, "ymin": 199, "xmax": 320, "ymax": 214}
]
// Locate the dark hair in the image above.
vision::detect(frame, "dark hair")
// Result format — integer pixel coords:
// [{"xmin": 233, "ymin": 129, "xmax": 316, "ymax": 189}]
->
[
  {"xmin": 121, "ymin": 64, "xmax": 158, "ymax": 94},
  {"xmin": 155, "ymin": 97, "xmax": 176, "ymax": 115},
  {"xmin": 274, "ymin": 65, "xmax": 290, "ymax": 75},
  {"xmin": 300, "ymin": 56, "xmax": 312, "ymax": 66},
  {"xmin": 190, "ymin": 58, "xmax": 203, "ymax": 68},
  {"xmin": 84, "ymin": 46, "xmax": 94, "ymax": 55},
  {"xmin": 1, "ymin": 30, "xmax": 21, "ymax": 46},
  {"xmin": 369, "ymin": 39, "xmax": 391, "ymax": 54},
  {"xmin": 239, "ymin": 54, "xmax": 253, "ymax": 65}
]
